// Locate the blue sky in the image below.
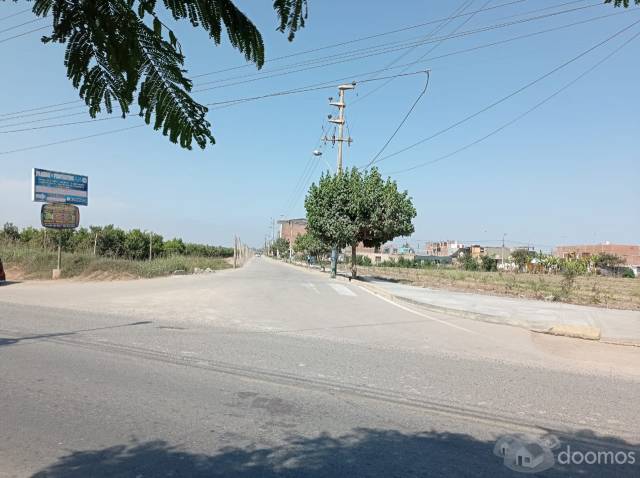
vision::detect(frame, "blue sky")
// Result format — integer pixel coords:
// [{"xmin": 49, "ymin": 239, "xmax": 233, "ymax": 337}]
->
[{"xmin": 0, "ymin": 0, "xmax": 638, "ymax": 250}]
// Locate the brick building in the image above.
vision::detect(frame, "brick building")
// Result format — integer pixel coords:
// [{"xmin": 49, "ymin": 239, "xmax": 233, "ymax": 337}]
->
[
  {"xmin": 277, "ymin": 218, "xmax": 308, "ymax": 245},
  {"xmin": 554, "ymin": 243, "xmax": 640, "ymax": 274}
]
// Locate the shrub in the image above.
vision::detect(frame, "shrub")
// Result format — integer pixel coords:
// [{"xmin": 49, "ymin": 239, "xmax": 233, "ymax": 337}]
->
[{"xmin": 356, "ymin": 255, "xmax": 372, "ymax": 266}]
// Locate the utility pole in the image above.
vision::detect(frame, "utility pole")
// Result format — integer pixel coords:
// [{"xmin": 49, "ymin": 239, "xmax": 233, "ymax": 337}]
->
[
  {"xmin": 233, "ymin": 235, "xmax": 238, "ymax": 268},
  {"xmin": 324, "ymin": 83, "xmax": 355, "ymax": 173},
  {"xmin": 323, "ymin": 83, "xmax": 355, "ymax": 278},
  {"xmin": 502, "ymin": 233, "xmax": 507, "ymax": 270}
]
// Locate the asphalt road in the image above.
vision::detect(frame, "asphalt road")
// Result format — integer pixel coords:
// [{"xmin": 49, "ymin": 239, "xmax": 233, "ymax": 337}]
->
[{"xmin": 1, "ymin": 258, "xmax": 638, "ymax": 477}]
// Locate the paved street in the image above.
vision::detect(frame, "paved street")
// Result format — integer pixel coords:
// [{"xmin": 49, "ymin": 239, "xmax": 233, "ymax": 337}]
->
[{"xmin": 1, "ymin": 258, "xmax": 639, "ymax": 477}]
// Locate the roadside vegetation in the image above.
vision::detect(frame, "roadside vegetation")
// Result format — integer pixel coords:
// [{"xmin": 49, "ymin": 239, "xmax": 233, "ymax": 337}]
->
[
  {"xmin": 340, "ymin": 264, "xmax": 640, "ymax": 311},
  {"xmin": 0, "ymin": 223, "xmax": 232, "ymax": 280}
]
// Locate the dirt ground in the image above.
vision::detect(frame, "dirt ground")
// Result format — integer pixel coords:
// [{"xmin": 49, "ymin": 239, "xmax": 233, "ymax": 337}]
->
[{"xmin": 348, "ymin": 266, "xmax": 640, "ymax": 311}]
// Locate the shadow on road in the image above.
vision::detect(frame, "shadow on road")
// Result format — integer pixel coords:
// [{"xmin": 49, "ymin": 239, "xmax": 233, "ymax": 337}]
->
[
  {"xmin": 0, "ymin": 321, "xmax": 152, "ymax": 347},
  {"xmin": 0, "ymin": 280, "xmax": 22, "ymax": 286},
  {"xmin": 31, "ymin": 427, "xmax": 639, "ymax": 477}
]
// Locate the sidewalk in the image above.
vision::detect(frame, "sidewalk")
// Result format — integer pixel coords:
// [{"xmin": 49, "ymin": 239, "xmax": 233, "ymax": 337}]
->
[{"xmin": 359, "ymin": 277, "xmax": 640, "ymax": 345}]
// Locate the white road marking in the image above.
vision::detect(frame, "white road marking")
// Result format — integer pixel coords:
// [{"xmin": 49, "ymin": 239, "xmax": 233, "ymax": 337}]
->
[
  {"xmin": 329, "ymin": 284, "xmax": 357, "ymax": 297},
  {"xmin": 302, "ymin": 282, "xmax": 321, "ymax": 294},
  {"xmin": 357, "ymin": 285, "xmax": 485, "ymax": 337}
]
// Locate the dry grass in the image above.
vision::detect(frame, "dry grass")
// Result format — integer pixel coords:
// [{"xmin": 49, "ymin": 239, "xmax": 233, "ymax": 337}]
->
[{"xmin": 347, "ymin": 265, "xmax": 640, "ymax": 311}]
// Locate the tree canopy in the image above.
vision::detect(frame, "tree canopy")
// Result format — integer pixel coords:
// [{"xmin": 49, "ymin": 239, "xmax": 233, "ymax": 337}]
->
[
  {"xmin": 293, "ymin": 232, "xmax": 330, "ymax": 258},
  {"xmin": 22, "ymin": 0, "xmax": 307, "ymax": 150},
  {"xmin": 605, "ymin": 0, "xmax": 640, "ymax": 6},
  {"xmin": 305, "ymin": 168, "xmax": 416, "ymax": 277}
]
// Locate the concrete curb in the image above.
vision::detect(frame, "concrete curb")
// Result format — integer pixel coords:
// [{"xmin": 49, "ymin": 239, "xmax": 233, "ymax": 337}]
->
[
  {"xmin": 541, "ymin": 325, "xmax": 601, "ymax": 341},
  {"xmin": 268, "ymin": 258, "xmax": 610, "ymax": 343}
]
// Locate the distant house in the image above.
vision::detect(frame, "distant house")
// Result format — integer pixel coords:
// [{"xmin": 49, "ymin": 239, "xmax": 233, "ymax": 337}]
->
[
  {"xmin": 277, "ymin": 218, "xmax": 307, "ymax": 244},
  {"xmin": 555, "ymin": 243, "xmax": 640, "ymax": 276}
]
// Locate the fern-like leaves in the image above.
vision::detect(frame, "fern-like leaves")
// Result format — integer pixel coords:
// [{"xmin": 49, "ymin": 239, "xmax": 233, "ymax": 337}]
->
[{"xmin": 27, "ymin": 0, "xmax": 310, "ymax": 150}]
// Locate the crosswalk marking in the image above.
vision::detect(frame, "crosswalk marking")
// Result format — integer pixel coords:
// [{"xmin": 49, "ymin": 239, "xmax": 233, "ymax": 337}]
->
[
  {"xmin": 302, "ymin": 282, "xmax": 320, "ymax": 294},
  {"xmin": 328, "ymin": 283, "xmax": 357, "ymax": 297}
]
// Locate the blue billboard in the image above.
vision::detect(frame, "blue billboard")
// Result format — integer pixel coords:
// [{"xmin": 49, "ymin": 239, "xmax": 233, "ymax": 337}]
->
[{"xmin": 32, "ymin": 168, "xmax": 88, "ymax": 206}]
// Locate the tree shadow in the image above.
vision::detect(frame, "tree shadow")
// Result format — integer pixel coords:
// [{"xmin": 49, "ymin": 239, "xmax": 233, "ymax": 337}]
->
[
  {"xmin": 31, "ymin": 427, "xmax": 639, "ymax": 477},
  {"xmin": 0, "ymin": 321, "xmax": 152, "ymax": 348}
]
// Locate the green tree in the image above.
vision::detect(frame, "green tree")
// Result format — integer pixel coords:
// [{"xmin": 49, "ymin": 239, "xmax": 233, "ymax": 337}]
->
[
  {"xmin": 462, "ymin": 254, "xmax": 479, "ymax": 271},
  {"xmin": 305, "ymin": 168, "xmax": 416, "ymax": 278},
  {"xmin": 164, "ymin": 237, "xmax": 186, "ymax": 255},
  {"xmin": 480, "ymin": 255, "xmax": 497, "ymax": 272},
  {"xmin": 293, "ymin": 232, "xmax": 330, "ymax": 259},
  {"xmin": 270, "ymin": 237, "xmax": 290, "ymax": 258},
  {"xmin": 2, "ymin": 222, "xmax": 20, "ymax": 242},
  {"xmin": 96, "ymin": 224, "xmax": 126, "ymax": 257},
  {"xmin": 605, "ymin": 0, "xmax": 640, "ymax": 6},
  {"xmin": 592, "ymin": 253, "xmax": 624, "ymax": 268},
  {"xmin": 17, "ymin": 0, "xmax": 307, "ymax": 150},
  {"xmin": 511, "ymin": 249, "xmax": 533, "ymax": 272},
  {"xmin": 19, "ymin": 226, "xmax": 42, "ymax": 245},
  {"xmin": 124, "ymin": 229, "xmax": 150, "ymax": 260},
  {"xmin": 69, "ymin": 227, "xmax": 95, "ymax": 254},
  {"xmin": 149, "ymin": 233, "xmax": 164, "ymax": 258}
]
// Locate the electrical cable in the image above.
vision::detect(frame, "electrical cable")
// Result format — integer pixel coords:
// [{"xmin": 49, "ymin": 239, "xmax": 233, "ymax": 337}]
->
[
  {"xmin": 190, "ymin": 0, "xmax": 531, "ymax": 79},
  {"xmin": 1, "ymin": 3, "xmax": 624, "ymax": 121},
  {"xmin": 370, "ymin": 18, "xmax": 640, "ymax": 167},
  {"xmin": 388, "ymin": 24, "xmax": 640, "ymax": 175},
  {"xmin": 355, "ymin": 0, "xmax": 492, "ymax": 105},
  {"xmin": 0, "ymin": 8, "xmax": 31, "ymax": 22},
  {"xmin": 0, "ymin": 25, "xmax": 48, "ymax": 43},
  {"xmin": 193, "ymin": 2, "xmax": 605, "ymax": 93},
  {"xmin": 364, "ymin": 71, "xmax": 431, "ymax": 168}
]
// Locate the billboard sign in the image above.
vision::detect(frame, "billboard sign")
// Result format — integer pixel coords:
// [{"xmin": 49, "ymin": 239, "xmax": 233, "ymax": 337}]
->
[
  {"xmin": 32, "ymin": 168, "xmax": 88, "ymax": 206},
  {"xmin": 40, "ymin": 203, "xmax": 80, "ymax": 229}
]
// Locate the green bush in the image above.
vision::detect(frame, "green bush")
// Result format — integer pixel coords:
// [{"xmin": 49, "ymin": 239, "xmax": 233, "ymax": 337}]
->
[
  {"xmin": 620, "ymin": 267, "xmax": 636, "ymax": 279},
  {"xmin": 356, "ymin": 255, "xmax": 372, "ymax": 266}
]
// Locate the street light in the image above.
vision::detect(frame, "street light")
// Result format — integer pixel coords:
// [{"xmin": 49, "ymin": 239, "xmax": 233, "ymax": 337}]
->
[{"xmin": 313, "ymin": 149, "xmax": 332, "ymax": 171}]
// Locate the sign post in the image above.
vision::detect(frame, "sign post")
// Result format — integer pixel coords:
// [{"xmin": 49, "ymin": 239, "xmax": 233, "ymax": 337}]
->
[{"xmin": 32, "ymin": 168, "xmax": 88, "ymax": 279}]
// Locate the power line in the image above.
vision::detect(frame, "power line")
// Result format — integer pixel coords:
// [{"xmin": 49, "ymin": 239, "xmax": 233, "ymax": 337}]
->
[
  {"xmin": 0, "ymin": 0, "xmax": 532, "ymax": 118},
  {"xmin": 0, "ymin": 8, "xmax": 31, "ymax": 23},
  {"xmin": 371, "ymin": 17, "xmax": 640, "ymax": 167},
  {"xmin": 0, "ymin": 115, "xmax": 126, "ymax": 134},
  {"xmin": 389, "ymin": 23, "xmax": 640, "ymax": 175},
  {"xmin": 0, "ymin": 4, "xmax": 625, "ymax": 122},
  {"xmin": 355, "ymin": 0, "xmax": 492, "ymax": 105},
  {"xmin": 192, "ymin": 2, "xmax": 605, "ymax": 93},
  {"xmin": 0, "ymin": 72, "xmax": 426, "ymax": 150},
  {"xmin": 0, "ymin": 25, "xmax": 48, "ymax": 44},
  {"xmin": 0, "ymin": 100, "xmax": 81, "ymax": 119},
  {"xmin": 0, "ymin": 17, "xmax": 43, "ymax": 35},
  {"xmin": 0, "ymin": 8, "xmax": 632, "ymax": 135},
  {"xmin": 1, "ymin": 8, "xmax": 632, "ymax": 136},
  {"xmin": 0, "ymin": 125, "xmax": 145, "ymax": 156},
  {"xmin": 190, "ymin": 0, "xmax": 531, "ymax": 80},
  {"xmin": 365, "ymin": 71, "xmax": 431, "ymax": 168}
]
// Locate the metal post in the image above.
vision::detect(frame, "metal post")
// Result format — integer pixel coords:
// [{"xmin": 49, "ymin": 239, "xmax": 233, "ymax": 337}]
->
[{"xmin": 57, "ymin": 234, "xmax": 62, "ymax": 270}]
